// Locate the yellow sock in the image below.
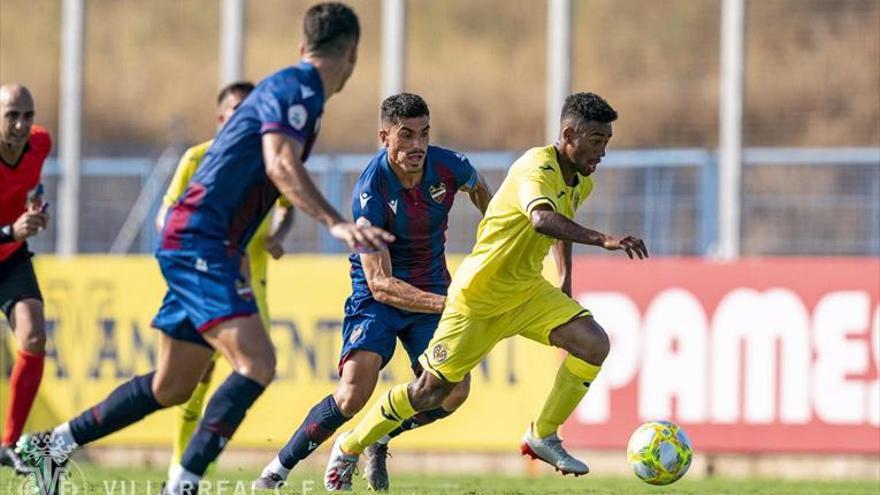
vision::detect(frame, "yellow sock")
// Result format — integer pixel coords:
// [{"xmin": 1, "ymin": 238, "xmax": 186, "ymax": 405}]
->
[
  {"xmin": 534, "ymin": 355, "xmax": 601, "ymax": 439},
  {"xmin": 341, "ymin": 383, "xmax": 416, "ymax": 455},
  {"xmin": 170, "ymin": 379, "xmax": 211, "ymax": 467}
]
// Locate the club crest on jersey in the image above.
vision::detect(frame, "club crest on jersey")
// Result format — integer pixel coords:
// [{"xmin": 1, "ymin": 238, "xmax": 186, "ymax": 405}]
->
[
  {"xmin": 432, "ymin": 343, "xmax": 448, "ymax": 363},
  {"xmin": 288, "ymin": 104, "xmax": 308, "ymax": 130},
  {"xmin": 429, "ymin": 182, "xmax": 447, "ymax": 203}
]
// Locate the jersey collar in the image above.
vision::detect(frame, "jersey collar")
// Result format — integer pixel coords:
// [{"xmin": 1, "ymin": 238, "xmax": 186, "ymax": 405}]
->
[
  {"xmin": 380, "ymin": 146, "xmax": 436, "ymax": 192},
  {"xmin": 295, "ymin": 60, "xmax": 325, "ymax": 103},
  {"xmin": 0, "ymin": 142, "xmax": 30, "ymax": 169},
  {"xmin": 550, "ymin": 144, "xmax": 580, "ymax": 188}
]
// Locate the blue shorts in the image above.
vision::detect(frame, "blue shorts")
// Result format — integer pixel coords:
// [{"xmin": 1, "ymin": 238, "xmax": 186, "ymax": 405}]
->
[
  {"xmin": 339, "ymin": 294, "xmax": 441, "ymax": 373},
  {"xmin": 151, "ymin": 249, "xmax": 258, "ymax": 348}
]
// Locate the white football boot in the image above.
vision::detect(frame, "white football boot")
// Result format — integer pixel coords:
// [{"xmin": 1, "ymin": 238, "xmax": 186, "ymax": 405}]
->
[
  {"xmin": 520, "ymin": 423, "xmax": 589, "ymax": 476},
  {"xmin": 324, "ymin": 432, "xmax": 360, "ymax": 491}
]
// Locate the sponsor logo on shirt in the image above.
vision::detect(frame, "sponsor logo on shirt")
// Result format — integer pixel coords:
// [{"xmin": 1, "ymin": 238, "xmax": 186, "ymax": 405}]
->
[
  {"xmin": 301, "ymin": 84, "xmax": 315, "ymax": 99},
  {"xmin": 360, "ymin": 192, "xmax": 371, "ymax": 209},
  {"xmin": 388, "ymin": 199, "xmax": 398, "ymax": 214}
]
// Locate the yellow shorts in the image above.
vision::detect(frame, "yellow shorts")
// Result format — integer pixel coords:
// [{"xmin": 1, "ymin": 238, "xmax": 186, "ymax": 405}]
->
[{"xmin": 419, "ymin": 280, "xmax": 590, "ymax": 383}]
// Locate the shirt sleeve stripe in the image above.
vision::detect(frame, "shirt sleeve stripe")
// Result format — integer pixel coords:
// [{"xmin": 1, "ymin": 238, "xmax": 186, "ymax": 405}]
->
[
  {"xmin": 260, "ymin": 123, "xmax": 307, "ymax": 143},
  {"xmin": 525, "ymin": 196, "xmax": 557, "ymax": 213}
]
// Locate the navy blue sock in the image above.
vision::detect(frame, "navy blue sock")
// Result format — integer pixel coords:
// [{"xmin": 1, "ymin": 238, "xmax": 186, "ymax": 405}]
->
[
  {"xmin": 278, "ymin": 395, "xmax": 348, "ymax": 469},
  {"xmin": 387, "ymin": 407, "xmax": 453, "ymax": 439},
  {"xmin": 180, "ymin": 372, "xmax": 265, "ymax": 475},
  {"xmin": 68, "ymin": 372, "xmax": 161, "ymax": 445}
]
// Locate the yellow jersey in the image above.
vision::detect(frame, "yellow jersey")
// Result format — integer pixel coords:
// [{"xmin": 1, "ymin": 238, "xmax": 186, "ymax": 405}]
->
[
  {"xmin": 162, "ymin": 139, "xmax": 290, "ymax": 328},
  {"xmin": 447, "ymin": 145, "xmax": 593, "ymax": 317},
  {"xmin": 162, "ymin": 141, "xmax": 212, "ymax": 209}
]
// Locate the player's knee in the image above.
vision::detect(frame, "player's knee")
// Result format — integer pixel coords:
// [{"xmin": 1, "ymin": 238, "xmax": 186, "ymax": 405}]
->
[
  {"xmin": 558, "ymin": 317, "xmax": 610, "ymax": 365},
  {"xmin": 240, "ymin": 353, "xmax": 276, "ymax": 387},
  {"xmin": 153, "ymin": 380, "xmax": 197, "ymax": 406},
  {"xmin": 334, "ymin": 388, "xmax": 370, "ymax": 417},
  {"xmin": 20, "ymin": 330, "xmax": 46, "ymax": 354},
  {"xmin": 12, "ymin": 301, "xmax": 46, "ymax": 353},
  {"xmin": 409, "ymin": 373, "xmax": 455, "ymax": 411},
  {"xmin": 442, "ymin": 374, "xmax": 470, "ymax": 411},
  {"xmin": 581, "ymin": 322, "xmax": 610, "ymax": 365}
]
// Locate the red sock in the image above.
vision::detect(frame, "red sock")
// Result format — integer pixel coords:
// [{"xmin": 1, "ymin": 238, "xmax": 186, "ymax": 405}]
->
[{"xmin": 2, "ymin": 349, "xmax": 45, "ymax": 446}]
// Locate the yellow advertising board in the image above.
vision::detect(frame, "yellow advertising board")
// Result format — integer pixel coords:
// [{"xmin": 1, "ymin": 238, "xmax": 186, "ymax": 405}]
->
[{"xmin": 1, "ymin": 256, "xmax": 563, "ymax": 452}]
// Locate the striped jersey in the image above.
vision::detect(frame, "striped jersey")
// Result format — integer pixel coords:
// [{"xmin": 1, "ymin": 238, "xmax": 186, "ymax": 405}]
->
[
  {"xmin": 161, "ymin": 61, "xmax": 323, "ymax": 255},
  {"xmin": 348, "ymin": 145, "xmax": 477, "ymax": 299}
]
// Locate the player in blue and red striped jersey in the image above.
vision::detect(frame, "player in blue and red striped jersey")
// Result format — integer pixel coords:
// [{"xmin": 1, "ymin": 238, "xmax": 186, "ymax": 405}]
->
[
  {"xmin": 255, "ymin": 93, "xmax": 492, "ymax": 491},
  {"xmin": 23, "ymin": 4, "xmax": 392, "ymax": 494}
]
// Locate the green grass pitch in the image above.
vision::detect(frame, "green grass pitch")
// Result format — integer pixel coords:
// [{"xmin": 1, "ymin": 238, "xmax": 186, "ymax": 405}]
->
[{"xmin": 3, "ymin": 465, "xmax": 877, "ymax": 495}]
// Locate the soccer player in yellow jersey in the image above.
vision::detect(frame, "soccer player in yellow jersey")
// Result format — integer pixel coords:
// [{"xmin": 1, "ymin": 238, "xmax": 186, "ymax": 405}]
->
[
  {"xmin": 324, "ymin": 92, "xmax": 648, "ymax": 487},
  {"xmin": 155, "ymin": 81, "xmax": 295, "ymax": 479}
]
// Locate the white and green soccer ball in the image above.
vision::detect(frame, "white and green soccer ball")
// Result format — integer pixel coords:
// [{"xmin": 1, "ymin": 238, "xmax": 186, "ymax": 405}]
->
[{"xmin": 626, "ymin": 420, "xmax": 693, "ymax": 485}]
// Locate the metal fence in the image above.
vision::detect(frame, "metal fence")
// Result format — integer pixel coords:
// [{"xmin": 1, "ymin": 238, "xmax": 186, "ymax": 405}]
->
[{"xmin": 34, "ymin": 147, "xmax": 879, "ymax": 257}]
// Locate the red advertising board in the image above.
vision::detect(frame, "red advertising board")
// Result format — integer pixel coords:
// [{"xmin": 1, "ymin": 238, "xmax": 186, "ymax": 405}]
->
[{"xmin": 563, "ymin": 258, "xmax": 880, "ymax": 454}]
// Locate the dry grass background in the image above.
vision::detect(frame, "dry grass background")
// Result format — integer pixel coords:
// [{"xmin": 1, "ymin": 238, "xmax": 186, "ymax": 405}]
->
[{"xmin": 0, "ymin": 0, "xmax": 878, "ymax": 154}]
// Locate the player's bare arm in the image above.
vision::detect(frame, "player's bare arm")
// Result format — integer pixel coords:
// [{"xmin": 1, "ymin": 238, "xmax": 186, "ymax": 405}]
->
[
  {"xmin": 262, "ymin": 132, "xmax": 394, "ymax": 251},
  {"xmin": 460, "ymin": 171, "xmax": 493, "ymax": 214},
  {"xmin": 264, "ymin": 205, "xmax": 295, "ymax": 260},
  {"xmin": 530, "ymin": 204, "xmax": 648, "ymax": 259},
  {"xmin": 360, "ymin": 249, "xmax": 445, "ymax": 313},
  {"xmin": 551, "ymin": 240, "xmax": 573, "ymax": 296}
]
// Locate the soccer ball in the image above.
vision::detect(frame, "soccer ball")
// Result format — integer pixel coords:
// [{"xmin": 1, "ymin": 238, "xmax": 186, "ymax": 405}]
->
[{"xmin": 626, "ymin": 421, "xmax": 692, "ymax": 485}]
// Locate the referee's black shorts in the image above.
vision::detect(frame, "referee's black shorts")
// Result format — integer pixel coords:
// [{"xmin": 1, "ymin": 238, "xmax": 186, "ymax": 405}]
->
[{"xmin": 0, "ymin": 244, "xmax": 43, "ymax": 322}]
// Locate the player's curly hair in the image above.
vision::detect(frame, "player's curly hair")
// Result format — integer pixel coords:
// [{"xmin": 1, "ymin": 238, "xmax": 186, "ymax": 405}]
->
[
  {"xmin": 303, "ymin": 2, "xmax": 360, "ymax": 57},
  {"xmin": 561, "ymin": 92, "xmax": 618, "ymax": 130},
  {"xmin": 381, "ymin": 93, "xmax": 430, "ymax": 126}
]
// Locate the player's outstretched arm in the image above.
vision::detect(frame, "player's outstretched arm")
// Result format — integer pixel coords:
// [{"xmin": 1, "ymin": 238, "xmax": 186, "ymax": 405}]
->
[
  {"xmin": 360, "ymin": 249, "xmax": 445, "ymax": 313},
  {"xmin": 460, "ymin": 171, "xmax": 493, "ymax": 215},
  {"xmin": 530, "ymin": 204, "xmax": 649, "ymax": 259},
  {"xmin": 263, "ymin": 133, "xmax": 394, "ymax": 252}
]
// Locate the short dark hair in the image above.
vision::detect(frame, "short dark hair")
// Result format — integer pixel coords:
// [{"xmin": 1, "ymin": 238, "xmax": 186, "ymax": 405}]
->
[
  {"xmin": 217, "ymin": 81, "xmax": 255, "ymax": 105},
  {"xmin": 381, "ymin": 93, "xmax": 430, "ymax": 126},
  {"xmin": 561, "ymin": 92, "xmax": 618, "ymax": 130},
  {"xmin": 303, "ymin": 2, "xmax": 360, "ymax": 57}
]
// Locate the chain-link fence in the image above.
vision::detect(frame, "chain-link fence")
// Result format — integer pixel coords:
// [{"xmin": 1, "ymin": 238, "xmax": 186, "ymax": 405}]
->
[{"xmin": 33, "ymin": 147, "xmax": 879, "ymax": 256}]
